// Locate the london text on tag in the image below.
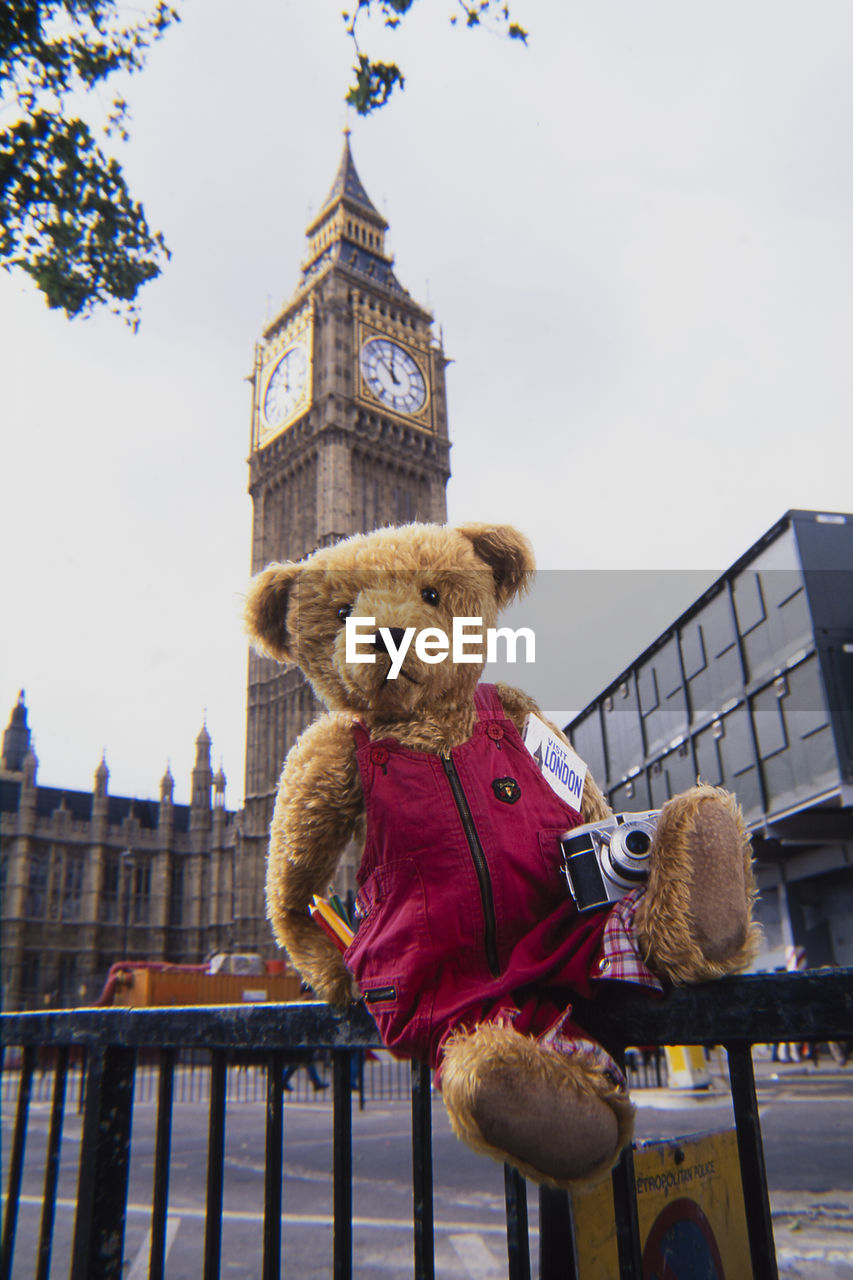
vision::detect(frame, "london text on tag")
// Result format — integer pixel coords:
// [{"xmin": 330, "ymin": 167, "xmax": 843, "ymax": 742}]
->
[{"xmin": 521, "ymin": 713, "xmax": 587, "ymax": 812}]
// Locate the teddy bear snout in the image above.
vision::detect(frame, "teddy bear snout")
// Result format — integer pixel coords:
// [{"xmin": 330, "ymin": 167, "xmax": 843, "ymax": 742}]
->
[{"xmin": 373, "ymin": 627, "xmax": 407, "ymax": 655}]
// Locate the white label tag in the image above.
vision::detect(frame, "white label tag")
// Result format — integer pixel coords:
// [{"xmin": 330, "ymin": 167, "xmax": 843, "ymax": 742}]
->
[{"xmin": 522, "ymin": 713, "xmax": 587, "ymax": 813}]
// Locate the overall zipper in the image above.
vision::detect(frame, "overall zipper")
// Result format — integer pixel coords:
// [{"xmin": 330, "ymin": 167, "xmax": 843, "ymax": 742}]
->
[{"xmin": 441, "ymin": 752, "xmax": 501, "ymax": 978}]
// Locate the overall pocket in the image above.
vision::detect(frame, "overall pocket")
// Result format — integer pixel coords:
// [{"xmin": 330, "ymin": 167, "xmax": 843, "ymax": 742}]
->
[
  {"xmin": 344, "ymin": 859, "xmax": 435, "ymax": 1058},
  {"xmin": 538, "ymin": 827, "xmax": 573, "ymax": 901}
]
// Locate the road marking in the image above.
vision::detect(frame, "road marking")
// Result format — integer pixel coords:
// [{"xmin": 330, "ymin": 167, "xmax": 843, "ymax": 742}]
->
[
  {"xmin": 14, "ymin": 1195, "xmax": 511, "ymax": 1235},
  {"xmin": 127, "ymin": 1217, "xmax": 181, "ymax": 1280},
  {"xmin": 450, "ymin": 1232, "xmax": 504, "ymax": 1277},
  {"xmin": 778, "ymin": 1248, "xmax": 853, "ymax": 1263},
  {"xmin": 13, "ymin": 1196, "xmax": 853, "ymax": 1265}
]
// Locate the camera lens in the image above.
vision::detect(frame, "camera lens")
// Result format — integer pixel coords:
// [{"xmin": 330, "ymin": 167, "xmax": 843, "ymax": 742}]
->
[{"xmin": 624, "ymin": 829, "xmax": 651, "ymax": 856}]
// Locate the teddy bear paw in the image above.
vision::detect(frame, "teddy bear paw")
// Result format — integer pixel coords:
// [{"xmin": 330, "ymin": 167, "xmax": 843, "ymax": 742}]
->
[
  {"xmin": 439, "ymin": 1021, "xmax": 633, "ymax": 1189},
  {"xmin": 635, "ymin": 786, "xmax": 761, "ymax": 985}
]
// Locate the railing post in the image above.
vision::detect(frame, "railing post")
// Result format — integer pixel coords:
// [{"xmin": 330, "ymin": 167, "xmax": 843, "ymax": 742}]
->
[
  {"xmin": 70, "ymin": 1045, "xmax": 136, "ymax": 1280},
  {"xmin": 35, "ymin": 1045, "xmax": 69, "ymax": 1280},
  {"xmin": 503, "ymin": 1166, "xmax": 531, "ymax": 1280},
  {"xmin": 263, "ymin": 1051, "xmax": 285, "ymax": 1280},
  {"xmin": 726, "ymin": 1042, "xmax": 779, "ymax": 1280},
  {"xmin": 0, "ymin": 1044, "xmax": 35, "ymax": 1280},
  {"xmin": 411, "ymin": 1061, "xmax": 435, "ymax": 1280},
  {"xmin": 333, "ymin": 1050, "xmax": 353, "ymax": 1280},
  {"xmin": 611, "ymin": 1143, "xmax": 643, "ymax": 1278},
  {"xmin": 203, "ymin": 1052, "xmax": 228, "ymax": 1280},
  {"xmin": 539, "ymin": 1185, "xmax": 576, "ymax": 1280},
  {"xmin": 149, "ymin": 1048, "xmax": 175, "ymax": 1280}
]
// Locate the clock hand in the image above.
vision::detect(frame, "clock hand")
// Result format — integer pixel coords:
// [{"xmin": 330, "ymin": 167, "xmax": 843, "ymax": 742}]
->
[{"xmin": 378, "ymin": 355, "xmax": 398, "ymax": 387}]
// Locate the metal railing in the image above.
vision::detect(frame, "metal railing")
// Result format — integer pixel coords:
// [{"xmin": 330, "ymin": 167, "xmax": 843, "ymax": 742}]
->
[
  {"xmin": 0, "ymin": 1044, "xmax": 666, "ymax": 1110},
  {"xmin": 1, "ymin": 967, "xmax": 852, "ymax": 1280},
  {"xmin": 0, "ymin": 1051, "xmax": 421, "ymax": 1109}
]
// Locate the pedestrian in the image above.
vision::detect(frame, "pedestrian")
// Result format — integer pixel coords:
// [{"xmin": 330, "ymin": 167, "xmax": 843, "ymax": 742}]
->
[{"xmin": 282, "ymin": 1051, "xmax": 329, "ymax": 1092}]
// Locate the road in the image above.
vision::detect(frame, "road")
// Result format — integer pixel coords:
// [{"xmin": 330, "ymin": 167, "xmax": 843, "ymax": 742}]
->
[{"xmin": 2, "ymin": 1061, "xmax": 852, "ymax": 1279}]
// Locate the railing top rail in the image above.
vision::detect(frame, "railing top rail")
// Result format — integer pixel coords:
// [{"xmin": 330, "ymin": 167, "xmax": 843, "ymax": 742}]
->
[
  {"xmin": 0, "ymin": 999, "xmax": 382, "ymax": 1052},
  {"xmin": 2, "ymin": 968, "xmax": 851, "ymax": 1051}
]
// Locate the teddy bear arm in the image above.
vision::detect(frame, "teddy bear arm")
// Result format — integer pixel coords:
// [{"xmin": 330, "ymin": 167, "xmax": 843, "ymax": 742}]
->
[
  {"xmin": 266, "ymin": 714, "xmax": 363, "ymax": 1005},
  {"xmin": 493, "ymin": 682, "xmax": 612, "ymax": 823},
  {"xmin": 272, "ymin": 909, "xmax": 355, "ymax": 1006}
]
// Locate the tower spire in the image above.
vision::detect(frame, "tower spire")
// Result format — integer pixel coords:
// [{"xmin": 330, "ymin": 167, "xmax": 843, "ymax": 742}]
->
[
  {"xmin": 192, "ymin": 719, "xmax": 213, "ymax": 812},
  {"xmin": 2, "ymin": 690, "xmax": 31, "ymax": 772},
  {"xmin": 94, "ymin": 752, "xmax": 109, "ymax": 798},
  {"xmin": 301, "ymin": 135, "xmax": 403, "ymax": 293},
  {"xmin": 316, "ymin": 131, "xmax": 385, "ymax": 224}
]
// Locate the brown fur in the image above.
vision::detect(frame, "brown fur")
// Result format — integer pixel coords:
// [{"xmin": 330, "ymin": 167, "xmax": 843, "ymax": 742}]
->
[
  {"xmin": 265, "ymin": 714, "xmax": 364, "ymax": 1005},
  {"xmin": 634, "ymin": 785, "xmax": 761, "ymax": 984},
  {"xmin": 245, "ymin": 521, "xmax": 758, "ymax": 1186},
  {"xmin": 245, "ymin": 523, "xmax": 544, "ymax": 1004},
  {"xmin": 441, "ymin": 1021, "xmax": 634, "ymax": 1189}
]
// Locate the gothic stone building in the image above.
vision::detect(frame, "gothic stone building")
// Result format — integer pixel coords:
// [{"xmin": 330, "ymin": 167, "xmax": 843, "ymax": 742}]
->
[
  {"xmin": 0, "ymin": 694, "xmax": 237, "ymax": 1010},
  {"xmin": 1, "ymin": 139, "xmax": 451, "ymax": 1005}
]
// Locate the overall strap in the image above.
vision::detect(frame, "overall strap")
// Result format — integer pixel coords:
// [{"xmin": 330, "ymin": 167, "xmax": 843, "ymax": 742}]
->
[{"xmin": 473, "ymin": 682, "xmax": 505, "ymax": 721}]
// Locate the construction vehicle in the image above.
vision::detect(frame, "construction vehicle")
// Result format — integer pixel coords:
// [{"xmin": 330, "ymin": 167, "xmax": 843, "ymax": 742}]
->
[{"xmin": 97, "ymin": 953, "xmax": 306, "ymax": 1007}]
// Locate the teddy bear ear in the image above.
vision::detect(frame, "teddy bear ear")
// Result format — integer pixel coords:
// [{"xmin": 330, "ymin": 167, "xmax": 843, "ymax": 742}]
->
[
  {"xmin": 244, "ymin": 562, "xmax": 301, "ymax": 663},
  {"xmin": 456, "ymin": 524, "xmax": 536, "ymax": 608}
]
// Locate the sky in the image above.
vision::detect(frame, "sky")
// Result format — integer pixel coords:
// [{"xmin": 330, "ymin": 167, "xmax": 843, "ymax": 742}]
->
[{"xmin": 2, "ymin": 1, "xmax": 852, "ymax": 808}]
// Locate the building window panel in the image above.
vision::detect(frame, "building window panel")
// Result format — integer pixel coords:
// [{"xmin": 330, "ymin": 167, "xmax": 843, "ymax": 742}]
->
[
  {"xmin": 61, "ymin": 854, "xmax": 85, "ymax": 921},
  {"xmin": 133, "ymin": 862, "xmax": 151, "ymax": 925},
  {"xmin": 26, "ymin": 852, "xmax": 48, "ymax": 918},
  {"xmin": 57, "ymin": 954, "xmax": 78, "ymax": 1008},
  {"xmin": 20, "ymin": 951, "xmax": 42, "ymax": 1007},
  {"xmin": 169, "ymin": 862, "xmax": 184, "ymax": 927},
  {"xmin": 101, "ymin": 856, "xmax": 120, "ymax": 923}
]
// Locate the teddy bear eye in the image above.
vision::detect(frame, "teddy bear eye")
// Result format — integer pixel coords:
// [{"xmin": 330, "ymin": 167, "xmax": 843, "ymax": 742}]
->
[
  {"xmin": 337, "ymin": 604, "xmax": 353, "ymax": 623},
  {"xmin": 421, "ymin": 587, "xmax": 440, "ymax": 607}
]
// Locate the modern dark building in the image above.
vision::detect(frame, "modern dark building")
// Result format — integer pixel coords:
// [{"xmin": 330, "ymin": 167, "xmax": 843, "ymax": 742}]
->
[{"xmin": 564, "ymin": 509, "xmax": 853, "ymax": 971}]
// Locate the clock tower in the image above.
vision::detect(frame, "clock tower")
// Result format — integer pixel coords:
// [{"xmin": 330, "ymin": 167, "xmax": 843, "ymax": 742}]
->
[{"xmin": 238, "ymin": 135, "xmax": 451, "ymax": 949}]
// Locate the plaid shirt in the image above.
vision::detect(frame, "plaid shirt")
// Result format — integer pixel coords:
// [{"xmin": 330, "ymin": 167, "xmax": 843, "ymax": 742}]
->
[
  {"xmin": 592, "ymin": 888, "xmax": 663, "ymax": 992},
  {"xmin": 537, "ymin": 890, "xmax": 662, "ymax": 1089}
]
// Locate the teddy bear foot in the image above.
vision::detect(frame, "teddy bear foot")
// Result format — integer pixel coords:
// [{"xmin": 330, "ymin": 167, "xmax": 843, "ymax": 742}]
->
[
  {"xmin": 439, "ymin": 1021, "xmax": 633, "ymax": 1189},
  {"xmin": 635, "ymin": 784, "xmax": 761, "ymax": 985}
]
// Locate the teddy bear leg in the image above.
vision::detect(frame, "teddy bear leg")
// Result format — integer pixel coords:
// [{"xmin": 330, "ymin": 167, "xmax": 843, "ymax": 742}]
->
[
  {"xmin": 634, "ymin": 784, "xmax": 760, "ymax": 985},
  {"xmin": 439, "ymin": 1021, "xmax": 634, "ymax": 1189}
]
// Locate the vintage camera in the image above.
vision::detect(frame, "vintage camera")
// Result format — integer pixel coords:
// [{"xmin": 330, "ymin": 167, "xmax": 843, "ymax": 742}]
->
[{"xmin": 559, "ymin": 811, "xmax": 660, "ymax": 912}]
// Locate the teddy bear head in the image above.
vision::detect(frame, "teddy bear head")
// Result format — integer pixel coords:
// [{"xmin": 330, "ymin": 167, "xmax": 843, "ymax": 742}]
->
[{"xmin": 244, "ymin": 522, "xmax": 534, "ymax": 724}]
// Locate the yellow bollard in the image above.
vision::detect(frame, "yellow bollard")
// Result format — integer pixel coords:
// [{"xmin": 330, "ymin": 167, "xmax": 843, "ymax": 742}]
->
[{"xmin": 665, "ymin": 1044, "xmax": 711, "ymax": 1089}]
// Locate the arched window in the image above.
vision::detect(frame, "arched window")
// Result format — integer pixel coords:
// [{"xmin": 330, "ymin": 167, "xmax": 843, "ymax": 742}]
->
[
  {"xmin": 61, "ymin": 853, "xmax": 85, "ymax": 921},
  {"xmin": 26, "ymin": 850, "xmax": 48, "ymax": 917}
]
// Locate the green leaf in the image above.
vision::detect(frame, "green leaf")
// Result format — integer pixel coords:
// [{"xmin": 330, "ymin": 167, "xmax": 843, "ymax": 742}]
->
[
  {"xmin": 1, "ymin": 0, "xmax": 181, "ymax": 326},
  {"xmin": 345, "ymin": 54, "xmax": 405, "ymax": 115},
  {"xmin": 1, "ymin": 111, "xmax": 169, "ymax": 324}
]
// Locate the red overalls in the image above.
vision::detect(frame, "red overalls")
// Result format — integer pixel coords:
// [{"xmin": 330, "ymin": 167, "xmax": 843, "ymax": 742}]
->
[{"xmin": 344, "ymin": 684, "xmax": 658, "ymax": 1071}]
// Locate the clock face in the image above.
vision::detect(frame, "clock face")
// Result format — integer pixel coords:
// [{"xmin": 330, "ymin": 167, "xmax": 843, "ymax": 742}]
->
[
  {"xmin": 263, "ymin": 343, "xmax": 309, "ymax": 429},
  {"xmin": 360, "ymin": 337, "xmax": 426, "ymax": 415}
]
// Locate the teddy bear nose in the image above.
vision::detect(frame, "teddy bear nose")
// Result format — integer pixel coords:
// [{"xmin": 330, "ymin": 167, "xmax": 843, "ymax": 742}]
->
[{"xmin": 373, "ymin": 627, "xmax": 407, "ymax": 654}]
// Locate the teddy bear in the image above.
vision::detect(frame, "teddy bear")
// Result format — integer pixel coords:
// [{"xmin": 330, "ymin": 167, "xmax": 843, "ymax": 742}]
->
[{"xmin": 245, "ymin": 522, "xmax": 759, "ymax": 1188}]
